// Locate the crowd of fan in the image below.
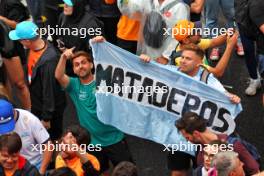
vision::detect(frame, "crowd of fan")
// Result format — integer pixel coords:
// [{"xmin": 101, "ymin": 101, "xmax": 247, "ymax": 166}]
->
[{"xmin": 0, "ymin": 0, "xmax": 263, "ymax": 175}]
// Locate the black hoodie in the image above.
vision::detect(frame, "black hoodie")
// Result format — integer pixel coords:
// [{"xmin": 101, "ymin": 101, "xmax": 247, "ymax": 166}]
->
[{"xmin": 57, "ymin": 0, "xmax": 104, "ymax": 53}]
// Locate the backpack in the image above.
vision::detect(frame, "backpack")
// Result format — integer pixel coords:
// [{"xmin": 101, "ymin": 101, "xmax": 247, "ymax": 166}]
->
[
  {"xmin": 143, "ymin": 0, "xmax": 180, "ymax": 48},
  {"xmin": 234, "ymin": 0, "xmax": 259, "ymax": 40},
  {"xmin": 227, "ymin": 136, "xmax": 261, "ymax": 166}
]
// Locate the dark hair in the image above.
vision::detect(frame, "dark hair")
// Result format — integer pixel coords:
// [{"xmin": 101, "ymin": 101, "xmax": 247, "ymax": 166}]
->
[
  {"xmin": 62, "ymin": 125, "xmax": 90, "ymax": 146},
  {"xmin": 175, "ymin": 112, "xmax": 207, "ymax": 134},
  {"xmin": 72, "ymin": 51, "xmax": 92, "ymax": 63},
  {"xmin": 181, "ymin": 44, "xmax": 204, "ymax": 59},
  {"xmin": 0, "ymin": 132, "xmax": 22, "ymax": 154},
  {"xmin": 167, "ymin": 151, "xmax": 194, "ymax": 171},
  {"xmin": 50, "ymin": 167, "xmax": 77, "ymax": 176},
  {"xmin": 112, "ymin": 161, "xmax": 138, "ymax": 176},
  {"xmin": 71, "ymin": 51, "xmax": 94, "ymax": 74}
]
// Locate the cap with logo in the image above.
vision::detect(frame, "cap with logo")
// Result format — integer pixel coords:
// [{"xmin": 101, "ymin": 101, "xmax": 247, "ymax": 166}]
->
[{"xmin": 0, "ymin": 99, "xmax": 15, "ymax": 135}]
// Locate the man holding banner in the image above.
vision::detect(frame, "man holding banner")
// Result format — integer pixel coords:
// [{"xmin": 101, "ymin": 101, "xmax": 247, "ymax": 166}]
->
[
  {"xmin": 89, "ymin": 36, "xmax": 242, "ymax": 154},
  {"xmin": 141, "ymin": 43, "xmax": 241, "ymax": 104},
  {"xmin": 55, "ymin": 45, "xmax": 133, "ymax": 174}
]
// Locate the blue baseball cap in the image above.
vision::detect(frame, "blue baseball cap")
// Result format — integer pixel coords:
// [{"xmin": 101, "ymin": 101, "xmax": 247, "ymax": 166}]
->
[
  {"xmin": 0, "ymin": 100, "xmax": 15, "ymax": 135},
  {"xmin": 9, "ymin": 21, "xmax": 38, "ymax": 41},
  {"xmin": 63, "ymin": 0, "xmax": 73, "ymax": 6}
]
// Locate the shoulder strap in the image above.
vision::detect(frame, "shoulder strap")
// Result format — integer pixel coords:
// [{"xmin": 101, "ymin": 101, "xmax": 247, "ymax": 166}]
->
[
  {"xmin": 160, "ymin": 1, "xmax": 180, "ymax": 14},
  {"xmin": 227, "ymin": 136, "xmax": 239, "ymax": 144},
  {"xmin": 200, "ymin": 68, "xmax": 210, "ymax": 84}
]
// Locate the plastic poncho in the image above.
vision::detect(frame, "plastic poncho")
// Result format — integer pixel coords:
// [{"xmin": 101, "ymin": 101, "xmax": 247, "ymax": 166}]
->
[{"xmin": 118, "ymin": 0, "xmax": 190, "ymax": 60}]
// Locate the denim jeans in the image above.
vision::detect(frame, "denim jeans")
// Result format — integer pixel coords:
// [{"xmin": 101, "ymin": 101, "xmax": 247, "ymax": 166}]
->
[
  {"xmin": 205, "ymin": 0, "xmax": 235, "ymax": 38},
  {"xmin": 238, "ymin": 25, "xmax": 259, "ymax": 80},
  {"xmin": 259, "ymin": 54, "xmax": 264, "ymax": 78}
]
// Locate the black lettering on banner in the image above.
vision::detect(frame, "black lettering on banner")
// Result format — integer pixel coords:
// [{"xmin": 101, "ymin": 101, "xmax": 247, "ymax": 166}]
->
[
  {"xmin": 111, "ymin": 67, "xmax": 124, "ymax": 97},
  {"xmin": 167, "ymin": 88, "xmax": 186, "ymax": 115},
  {"xmin": 182, "ymin": 94, "xmax": 201, "ymax": 115},
  {"xmin": 137, "ymin": 77, "xmax": 153, "ymax": 104},
  {"xmin": 126, "ymin": 72, "xmax": 142, "ymax": 99},
  {"xmin": 96, "ymin": 64, "xmax": 112, "ymax": 91},
  {"xmin": 200, "ymin": 101, "xmax": 218, "ymax": 126},
  {"xmin": 212, "ymin": 108, "xmax": 230, "ymax": 132},
  {"xmin": 95, "ymin": 65, "xmax": 234, "ymax": 133},
  {"xmin": 152, "ymin": 82, "xmax": 169, "ymax": 108}
]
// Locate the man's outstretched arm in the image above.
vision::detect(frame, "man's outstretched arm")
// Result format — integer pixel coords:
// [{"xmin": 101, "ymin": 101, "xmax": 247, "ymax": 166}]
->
[{"xmin": 55, "ymin": 48, "xmax": 75, "ymax": 88}]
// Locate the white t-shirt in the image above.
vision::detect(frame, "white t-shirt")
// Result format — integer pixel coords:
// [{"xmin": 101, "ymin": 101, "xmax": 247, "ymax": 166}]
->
[{"xmin": 14, "ymin": 109, "xmax": 50, "ymax": 165}]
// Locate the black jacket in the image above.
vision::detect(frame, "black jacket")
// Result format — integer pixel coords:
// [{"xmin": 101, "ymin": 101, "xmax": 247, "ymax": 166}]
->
[
  {"xmin": 0, "ymin": 0, "xmax": 29, "ymax": 22},
  {"xmin": 87, "ymin": 0, "xmax": 120, "ymax": 18},
  {"xmin": 0, "ymin": 156, "xmax": 40, "ymax": 176},
  {"xmin": 29, "ymin": 41, "xmax": 65, "ymax": 121},
  {"xmin": 57, "ymin": 5, "xmax": 104, "ymax": 53}
]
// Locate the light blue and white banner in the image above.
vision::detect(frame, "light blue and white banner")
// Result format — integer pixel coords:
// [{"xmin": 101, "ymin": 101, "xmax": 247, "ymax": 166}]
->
[{"xmin": 90, "ymin": 41, "xmax": 242, "ymax": 154}]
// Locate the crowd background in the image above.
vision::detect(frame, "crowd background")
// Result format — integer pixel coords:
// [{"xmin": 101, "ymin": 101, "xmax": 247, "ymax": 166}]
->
[{"xmin": 0, "ymin": 1, "xmax": 264, "ymax": 176}]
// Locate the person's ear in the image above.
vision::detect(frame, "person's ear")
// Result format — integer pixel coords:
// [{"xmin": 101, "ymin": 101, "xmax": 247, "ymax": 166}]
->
[
  {"xmin": 229, "ymin": 171, "xmax": 235, "ymax": 176},
  {"xmin": 193, "ymin": 130, "xmax": 200, "ymax": 138}
]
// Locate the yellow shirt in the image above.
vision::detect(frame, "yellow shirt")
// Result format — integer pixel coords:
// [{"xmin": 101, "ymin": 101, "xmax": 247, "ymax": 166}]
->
[
  {"xmin": 117, "ymin": 15, "xmax": 140, "ymax": 41},
  {"xmin": 174, "ymin": 39, "xmax": 212, "ymax": 70},
  {"xmin": 56, "ymin": 153, "xmax": 100, "ymax": 176}
]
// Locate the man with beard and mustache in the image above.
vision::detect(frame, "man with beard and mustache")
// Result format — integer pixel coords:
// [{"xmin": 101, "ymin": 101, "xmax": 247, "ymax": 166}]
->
[
  {"xmin": 141, "ymin": 43, "xmax": 240, "ymax": 104},
  {"xmin": 56, "ymin": 0, "xmax": 103, "ymax": 77},
  {"xmin": 175, "ymin": 112, "xmax": 259, "ymax": 175},
  {"xmin": 168, "ymin": 20, "xmax": 237, "ymax": 78},
  {"xmin": 55, "ymin": 43, "xmax": 133, "ymax": 175},
  {"xmin": 8, "ymin": 21, "xmax": 66, "ymax": 141}
]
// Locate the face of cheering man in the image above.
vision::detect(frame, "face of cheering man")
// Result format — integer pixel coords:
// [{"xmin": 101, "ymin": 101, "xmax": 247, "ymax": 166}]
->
[
  {"xmin": 179, "ymin": 49, "xmax": 203, "ymax": 77},
  {"xmin": 72, "ymin": 55, "xmax": 93, "ymax": 79}
]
